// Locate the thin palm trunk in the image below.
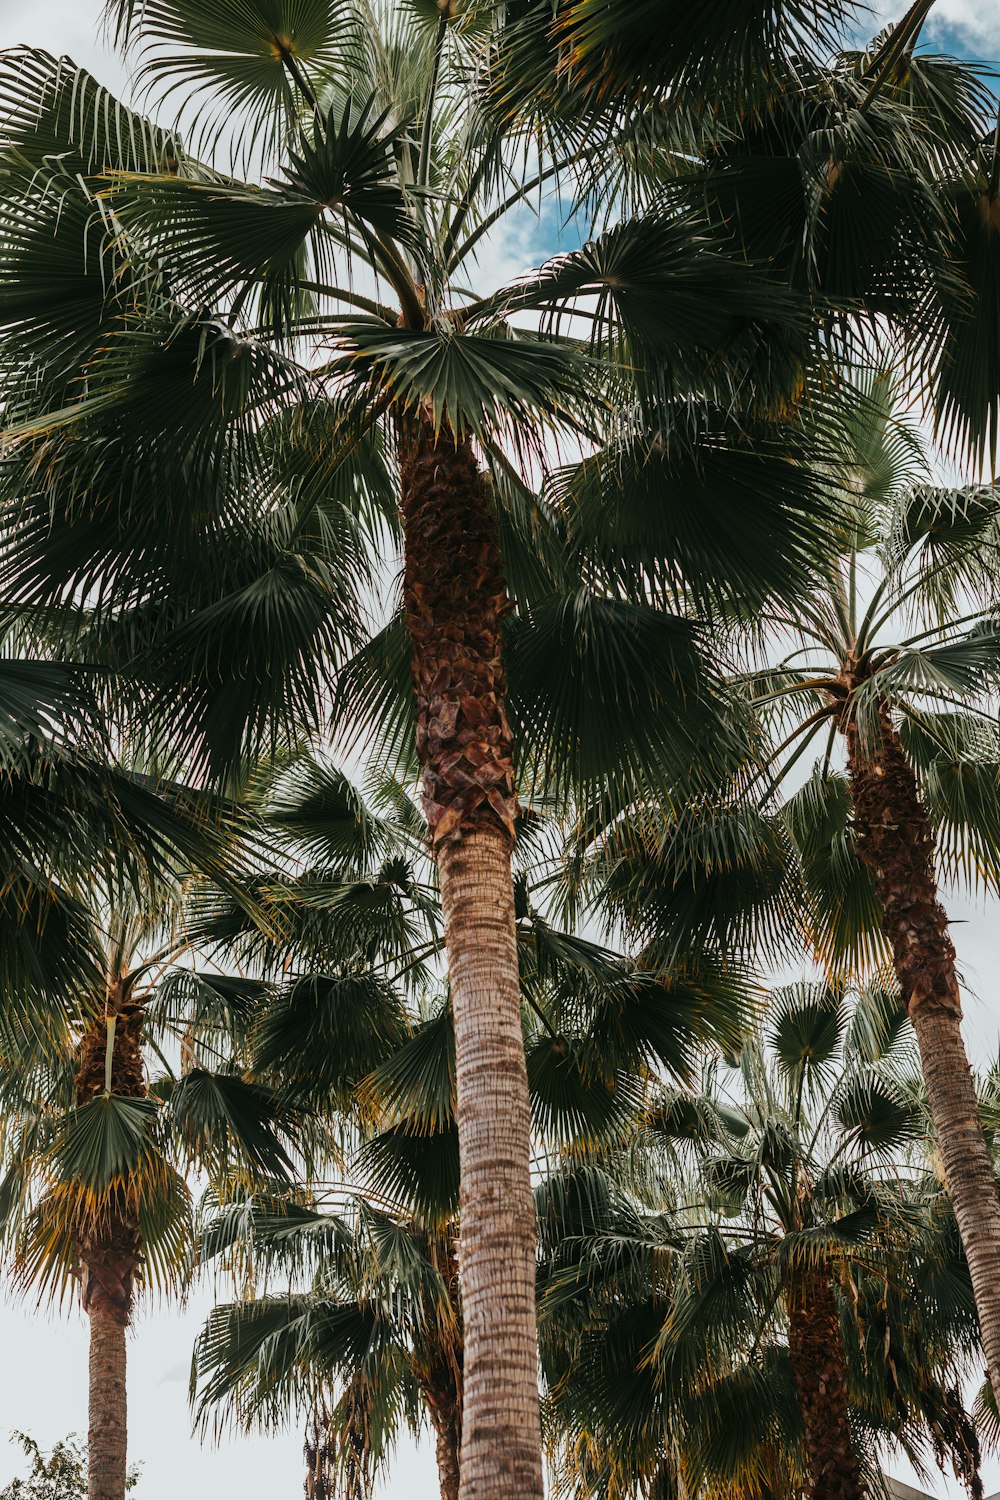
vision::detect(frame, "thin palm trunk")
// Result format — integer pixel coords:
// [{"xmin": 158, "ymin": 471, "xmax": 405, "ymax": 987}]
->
[
  {"xmin": 75, "ymin": 995, "xmax": 144, "ymax": 1500},
  {"xmin": 399, "ymin": 416, "xmax": 542, "ymax": 1500},
  {"xmin": 422, "ymin": 1233, "xmax": 463, "ymax": 1500},
  {"xmin": 87, "ymin": 1302, "xmax": 128, "ymax": 1500},
  {"xmin": 785, "ymin": 1267, "xmax": 865, "ymax": 1500},
  {"xmin": 428, "ymin": 1389, "xmax": 461, "ymax": 1500},
  {"xmin": 845, "ymin": 706, "xmax": 1000, "ymax": 1401}
]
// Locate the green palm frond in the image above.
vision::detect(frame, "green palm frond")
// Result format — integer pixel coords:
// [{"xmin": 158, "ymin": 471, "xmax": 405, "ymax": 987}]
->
[
  {"xmin": 332, "ymin": 321, "xmax": 597, "ymax": 448},
  {"xmin": 253, "ymin": 972, "xmax": 411, "ymax": 1109},
  {"xmin": 103, "ymin": 0, "xmax": 356, "ymax": 161},
  {"xmin": 111, "ymin": 97, "xmax": 413, "ymax": 337},
  {"xmin": 506, "ymin": 590, "xmax": 739, "ymax": 803},
  {"xmin": 549, "ymin": 414, "xmax": 839, "ymax": 614},
  {"xmin": 931, "ymin": 155, "xmax": 1000, "ymax": 474},
  {"xmin": 161, "ymin": 1069, "xmax": 297, "ymax": 1181}
]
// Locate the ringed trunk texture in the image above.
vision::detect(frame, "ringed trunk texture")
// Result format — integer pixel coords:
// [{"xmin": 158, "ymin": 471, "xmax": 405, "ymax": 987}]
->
[
  {"xmin": 76, "ymin": 994, "xmax": 145, "ymax": 1500},
  {"xmin": 845, "ymin": 707, "xmax": 1000, "ymax": 1400},
  {"xmin": 87, "ymin": 1304, "xmax": 128, "ymax": 1500},
  {"xmin": 786, "ymin": 1268, "xmax": 865, "ymax": 1500},
  {"xmin": 399, "ymin": 417, "xmax": 542, "ymax": 1500}
]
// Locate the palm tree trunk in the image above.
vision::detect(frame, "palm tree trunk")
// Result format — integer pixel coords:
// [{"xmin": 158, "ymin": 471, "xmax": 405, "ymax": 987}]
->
[
  {"xmin": 429, "ymin": 1394, "xmax": 461, "ymax": 1500},
  {"xmin": 845, "ymin": 706, "xmax": 1000, "ymax": 1401},
  {"xmin": 399, "ymin": 416, "xmax": 542, "ymax": 1500},
  {"xmin": 423, "ymin": 1233, "xmax": 463, "ymax": 1500},
  {"xmin": 785, "ymin": 1267, "xmax": 865, "ymax": 1500},
  {"xmin": 87, "ymin": 1301, "xmax": 128, "ymax": 1500},
  {"xmin": 75, "ymin": 997, "xmax": 145, "ymax": 1500}
]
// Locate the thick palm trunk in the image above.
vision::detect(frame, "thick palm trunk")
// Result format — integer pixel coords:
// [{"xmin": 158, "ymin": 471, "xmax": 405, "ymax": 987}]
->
[
  {"xmin": 786, "ymin": 1268, "xmax": 865, "ymax": 1500},
  {"xmin": 75, "ymin": 996, "xmax": 144, "ymax": 1500},
  {"xmin": 399, "ymin": 417, "xmax": 542, "ymax": 1500},
  {"xmin": 845, "ymin": 708, "xmax": 1000, "ymax": 1400}
]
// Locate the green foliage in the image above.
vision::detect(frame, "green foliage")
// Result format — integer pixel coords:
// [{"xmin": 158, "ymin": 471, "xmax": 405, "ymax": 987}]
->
[
  {"xmin": 2, "ymin": 1432, "xmax": 139, "ymax": 1500},
  {"xmin": 537, "ymin": 985, "xmax": 985, "ymax": 1498}
]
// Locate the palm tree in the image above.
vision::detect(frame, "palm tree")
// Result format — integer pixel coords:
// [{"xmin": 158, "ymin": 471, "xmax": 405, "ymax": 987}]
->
[
  {"xmin": 0, "ymin": 825, "xmax": 302, "ymax": 1500},
  {"xmin": 176, "ymin": 750, "xmax": 750, "ymax": 1499},
  {"xmin": 537, "ymin": 983, "xmax": 985, "ymax": 1500},
  {"xmin": 708, "ymin": 366, "xmax": 1000, "ymax": 1405},
  {"xmin": 0, "ymin": 8, "xmax": 851, "ymax": 1490}
]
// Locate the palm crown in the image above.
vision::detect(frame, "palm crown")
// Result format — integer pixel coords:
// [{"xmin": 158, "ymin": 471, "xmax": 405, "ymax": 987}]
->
[{"xmin": 537, "ymin": 983, "xmax": 986, "ymax": 1500}]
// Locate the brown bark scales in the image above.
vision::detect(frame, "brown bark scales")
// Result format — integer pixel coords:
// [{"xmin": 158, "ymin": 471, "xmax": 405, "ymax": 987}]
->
[
  {"xmin": 87, "ymin": 1302, "xmax": 128, "ymax": 1500},
  {"xmin": 786, "ymin": 1269, "xmax": 865, "ymax": 1500},
  {"xmin": 399, "ymin": 416, "xmax": 519, "ymax": 850},
  {"xmin": 845, "ymin": 706, "xmax": 960, "ymax": 1020},
  {"xmin": 845, "ymin": 705, "xmax": 1000, "ymax": 1400},
  {"xmin": 427, "ymin": 1383, "xmax": 462, "ymax": 1500},
  {"xmin": 419, "ymin": 1234, "xmax": 463, "ymax": 1500}
]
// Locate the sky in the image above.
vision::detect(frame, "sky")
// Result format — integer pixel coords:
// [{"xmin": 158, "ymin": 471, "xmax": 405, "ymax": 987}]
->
[{"xmin": 0, "ymin": 1, "xmax": 998, "ymax": 1496}]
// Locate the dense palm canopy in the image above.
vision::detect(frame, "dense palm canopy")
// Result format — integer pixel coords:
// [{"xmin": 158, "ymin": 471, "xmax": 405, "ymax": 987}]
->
[
  {"xmin": 537, "ymin": 984, "xmax": 987, "ymax": 1500},
  {"xmin": 2, "ymin": 1, "xmax": 1000, "ymax": 1498}
]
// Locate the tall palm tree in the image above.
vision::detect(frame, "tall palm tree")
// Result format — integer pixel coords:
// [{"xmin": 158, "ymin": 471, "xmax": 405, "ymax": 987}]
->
[
  {"xmin": 712, "ymin": 368, "xmax": 1000, "ymax": 1403},
  {"xmin": 537, "ymin": 983, "xmax": 985, "ymax": 1500},
  {"xmin": 177, "ymin": 750, "xmax": 751, "ymax": 1500},
  {"xmin": 0, "ymin": 8, "xmax": 848, "ymax": 1491}
]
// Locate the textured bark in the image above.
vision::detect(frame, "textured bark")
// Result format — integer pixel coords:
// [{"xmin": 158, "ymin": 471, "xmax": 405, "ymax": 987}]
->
[
  {"xmin": 75, "ymin": 990, "xmax": 145, "ymax": 1500},
  {"xmin": 88, "ymin": 1302, "xmax": 128, "ymax": 1500},
  {"xmin": 398, "ymin": 417, "xmax": 542, "ymax": 1500},
  {"xmin": 845, "ymin": 707, "xmax": 1000, "ymax": 1400},
  {"xmin": 420, "ymin": 1234, "xmax": 463, "ymax": 1500},
  {"xmin": 429, "ymin": 1393, "xmax": 461, "ymax": 1500},
  {"xmin": 399, "ymin": 417, "xmax": 519, "ymax": 849},
  {"xmin": 786, "ymin": 1269, "xmax": 865, "ymax": 1500}
]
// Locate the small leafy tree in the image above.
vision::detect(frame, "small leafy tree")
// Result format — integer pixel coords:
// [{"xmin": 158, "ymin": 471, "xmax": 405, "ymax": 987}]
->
[{"xmin": 2, "ymin": 1434, "xmax": 138, "ymax": 1500}]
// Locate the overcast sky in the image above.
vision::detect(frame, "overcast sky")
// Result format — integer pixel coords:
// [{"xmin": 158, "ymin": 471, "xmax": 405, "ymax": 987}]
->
[{"xmin": 0, "ymin": 1, "xmax": 998, "ymax": 1497}]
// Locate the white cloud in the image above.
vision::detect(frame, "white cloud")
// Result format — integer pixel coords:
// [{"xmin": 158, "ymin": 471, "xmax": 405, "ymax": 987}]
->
[{"xmin": 868, "ymin": 0, "xmax": 1000, "ymax": 57}]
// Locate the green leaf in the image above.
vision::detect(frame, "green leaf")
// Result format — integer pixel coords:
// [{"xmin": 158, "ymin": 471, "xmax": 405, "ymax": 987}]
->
[
  {"xmin": 932, "ymin": 166, "xmax": 1000, "ymax": 472},
  {"xmin": 832, "ymin": 1072, "xmax": 920, "ymax": 1159},
  {"xmin": 0, "ymin": 48, "xmax": 185, "ymax": 175},
  {"xmin": 113, "ymin": 97, "xmax": 413, "ymax": 335},
  {"xmin": 505, "ymin": 590, "xmax": 738, "ymax": 802},
  {"xmin": 476, "ymin": 215, "xmax": 805, "ymax": 362},
  {"xmin": 54, "ymin": 1093, "xmax": 159, "ymax": 1193},
  {"xmin": 105, "ymin": 0, "xmax": 356, "ymax": 161},
  {"xmin": 332, "ymin": 320, "xmax": 597, "ymax": 447},
  {"xmin": 357, "ymin": 1122, "xmax": 459, "ymax": 1224},
  {"xmin": 254, "ymin": 972, "xmax": 410, "ymax": 1107},
  {"xmin": 550, "ymin": 415, "xmax": 838, "ymax": 613},
  {"xmin": 767, "ymin": 981, "xmax": 845, "ymax": 1078},
  {"xmin": 165, "ymin": 1070, "xmax": 295, "ymax": 1180},
  {"xmin": 361, "ymin": 1005, "xmax": 455, "ymax": 1135}
]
